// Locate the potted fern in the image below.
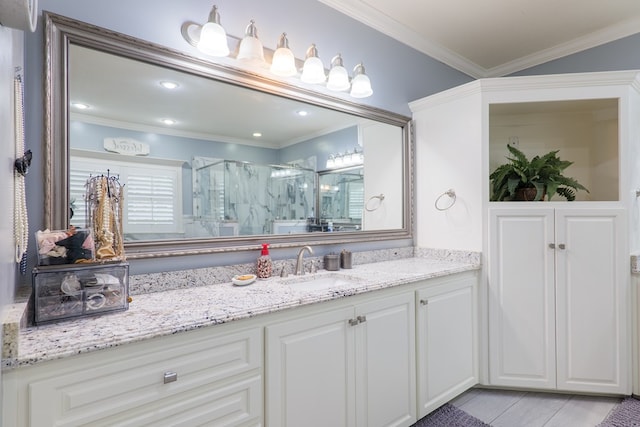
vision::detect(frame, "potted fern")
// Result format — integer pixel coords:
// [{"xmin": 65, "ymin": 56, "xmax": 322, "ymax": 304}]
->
[{"xmin": 490, "ymin": 145, "xmax": 589, "ymax": 201}]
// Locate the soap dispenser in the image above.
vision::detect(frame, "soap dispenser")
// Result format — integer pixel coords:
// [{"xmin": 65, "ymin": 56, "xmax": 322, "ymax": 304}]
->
[{"xmin": 256, "ymin": 243, "xmax": 273, "ymax": 279}]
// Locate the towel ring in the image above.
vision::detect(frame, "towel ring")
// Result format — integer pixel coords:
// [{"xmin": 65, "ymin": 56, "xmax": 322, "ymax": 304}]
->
[
  {"xmin": 365, "ymin": 194, "xmax": 385, "ymax": 212},
  {"xmin": 435, "ymin": 189, "xmax": 456, "ymax": 211}
]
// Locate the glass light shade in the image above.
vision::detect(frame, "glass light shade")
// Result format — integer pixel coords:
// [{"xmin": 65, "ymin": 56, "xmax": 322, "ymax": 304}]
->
[
  {"xmin": 237, "ymin": 20, "xmax": 265, "ymax": 65},
  {"xmin": 270, "ymin": 48, "xmax": 297, "ymax": 76},
  {"xmin": 238, "ymin": 36, "xmax": 265, "ymax": 64},
  {"xmin": 327, "ymin": 66, "xmax": 350, "ymax": 91},
  {"xmin": 301, "ymin": 44, "xmax": 326, "ymax": 84},
  {"xmin": 350, "ymin": 63, "xmax": 373, "ymax": 98},
  {"xmin": 327, "ymin": 54, "xmax": 350, "ymax": 91},
  {"xmin": 197, "ymin": 22, "xmax": 230, "ymax": 57},
  {"xmin": 301, "ymin": 56, "xmax": 326, "ymax": 84},
  {"xmin": 350, "ymin": 73, "xmax": 373, "ymax": 98},
  {"xmin": 270, "ymin": 33, "xmax": 297, "ymax": 77},
  {"xmin": 326, "ymin": 155, "xmax": 336, "ymax": 169}
]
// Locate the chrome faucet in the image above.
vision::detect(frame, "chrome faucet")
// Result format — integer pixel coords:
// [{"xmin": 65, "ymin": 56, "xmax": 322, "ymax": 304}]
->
[{"xmin": 295, "ymin": 245, "xmax": 314, "ymax": 275}]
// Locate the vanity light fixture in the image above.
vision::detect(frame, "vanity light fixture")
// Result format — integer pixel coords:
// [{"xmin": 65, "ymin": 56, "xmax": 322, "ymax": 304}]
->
[
  {"xmin": 196, "ymin": 5, "xmax": 230, "ymax": 57},
  {"xmin": 325, "ymin": 147, "xmax": 364, "ymax": 169},
  {"xmin": 181, "ymin": 11, "xmax": 374, "ymax": 98},
  {"xmin": 237, "ymin": 20, "xmax": 265, "ymax": 65},
  {"xmin": 270, "ymin": 33, "xmax": 297, "ymax": 77},
  {"xmin": 159, "ymin": 81, "xmax": 179, "ymax": 90},
  {"xmin": 300, "ymin": 44, "xmax": 326, "ymax": 84},
  {"xmin": 326, "ymin": 54, "xmax": 350, "ymax": 92},
  {"xmin": 350, "ymin": 63, "xmax": 373, "ymax": 98}
]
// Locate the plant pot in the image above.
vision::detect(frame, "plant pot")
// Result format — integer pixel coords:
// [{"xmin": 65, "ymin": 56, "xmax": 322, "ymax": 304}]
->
[{"xmin": 514, "ymin": 187, "xmax": 543, "ymax": 201}]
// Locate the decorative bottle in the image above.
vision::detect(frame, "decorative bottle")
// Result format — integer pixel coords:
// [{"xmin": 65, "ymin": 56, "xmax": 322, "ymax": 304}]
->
[{"xmin": 256, "ymin": 243, "xmax": 273, "ymax": 279}]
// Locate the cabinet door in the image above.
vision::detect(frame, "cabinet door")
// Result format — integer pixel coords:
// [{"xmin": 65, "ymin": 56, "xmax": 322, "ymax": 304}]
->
[
  {"xmin": 266, "ymin": 307, "xmax": 356, "ymax": 427},
  {"xmin": 488, "ymin": 208, "xmax": 557, "ymax": 389},
  {"xmin": 555, "ymin": 208, "xmax": 629, "ymax": 393},
  {"xmin": 417, "ymin": 274, "xmax": 478, "ymax": 417},
  {"xmin": 355, "ymin": 293, "xmax": 416, "ymax": 427}
]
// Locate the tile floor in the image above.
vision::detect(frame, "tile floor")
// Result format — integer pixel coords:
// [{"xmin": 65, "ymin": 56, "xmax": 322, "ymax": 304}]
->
[{"xmin": 450, "ymin": 388, "xmax": 622, "ymax": 427}]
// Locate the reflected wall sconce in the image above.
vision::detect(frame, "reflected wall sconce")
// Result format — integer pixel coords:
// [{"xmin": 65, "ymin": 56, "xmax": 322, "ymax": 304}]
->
[
  {"xmin": 326, "ymin": 147, "xmax": 364, "ymax": 169},
  {"xmin": 237, "ymin": 20, "xmax": 265, "ymax": 65},
  {"xmin": 182, "ymin": 5, "xmax": 373, "ymax": 98}
]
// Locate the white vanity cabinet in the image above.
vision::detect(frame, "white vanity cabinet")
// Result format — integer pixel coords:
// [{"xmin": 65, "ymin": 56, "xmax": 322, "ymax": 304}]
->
[
  {"xmin": 411, "ymin": 70, "xmax": 640, "ymax": 394},
  {"xmin": 265, "ymin": 292, "xmax": 416, "ymax": 427},
  {"xmin": 488, "ymin": 206, "xmax": 629, "ymax": 394},
  {"xmin": 416, "ymin": 272, "xmax": 478, "ymax": 417},
  {"xmin": 3, "ymin": 325, "xmax": 263, "ymax": 427}
]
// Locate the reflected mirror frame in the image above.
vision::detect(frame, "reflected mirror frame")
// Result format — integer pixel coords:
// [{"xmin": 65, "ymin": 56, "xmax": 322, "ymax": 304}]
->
[{"xmin": 44, "ymin": 11, "xmax": 414, "ymax": 259}]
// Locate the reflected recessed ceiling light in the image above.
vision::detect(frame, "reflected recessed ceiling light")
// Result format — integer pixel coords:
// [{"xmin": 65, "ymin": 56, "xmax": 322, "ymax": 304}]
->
[
  {"xmin": 160, "ymin": 81, "xmax": 179, "ymax": 89},
  {"xmin": 71, "ymin": 102, "xmax": 90, "ymax": 110},
  {"xmin": 161, "ymin": 118, "xmax": 176, "ymax": 125},
  {"xmin": 253, "ymin": 132, "xmax": 262, "ymax": 137},
  {"xmin": 296, "ymin": 110, "xmax": 308, "ymax": 117}
]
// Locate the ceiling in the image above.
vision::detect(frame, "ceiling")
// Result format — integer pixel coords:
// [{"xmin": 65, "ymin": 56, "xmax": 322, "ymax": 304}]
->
[
  {"xmin": 69, "ymin": 45, "xmax": 368, "ymax": 148},
  {"xmin": 320, "ymin": 0, "xmax": 640, "ymax": 78}
]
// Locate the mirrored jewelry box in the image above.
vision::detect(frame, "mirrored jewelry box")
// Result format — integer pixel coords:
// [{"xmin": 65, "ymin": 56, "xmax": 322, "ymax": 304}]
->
[{"xmin": 32, "ymin": 262, "xmax": 129, "ymax": 325}]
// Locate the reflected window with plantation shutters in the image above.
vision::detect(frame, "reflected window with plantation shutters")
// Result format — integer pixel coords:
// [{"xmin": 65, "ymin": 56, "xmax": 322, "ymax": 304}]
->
[
  {"xmin": 70, "ymin": 154, "xmax": 183, "ymax": 235},
  {"xmin": 348, "ymin": 182, "xmax": 364, "ymax": 220}
]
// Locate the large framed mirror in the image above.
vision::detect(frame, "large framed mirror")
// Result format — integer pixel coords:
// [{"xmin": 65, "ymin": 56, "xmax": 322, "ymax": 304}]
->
[{"xmin": 44, "ymin": 12, "xmax": 413, "ymax": 259}]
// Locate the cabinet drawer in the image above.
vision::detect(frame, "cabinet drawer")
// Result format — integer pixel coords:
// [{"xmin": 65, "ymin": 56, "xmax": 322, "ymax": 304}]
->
[{"xmin": 28, "ymin": 327, "xmax": 262, "ymax": 426}]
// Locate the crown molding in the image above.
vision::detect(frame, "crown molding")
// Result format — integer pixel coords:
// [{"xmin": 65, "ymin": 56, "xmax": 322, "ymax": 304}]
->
[
  {"xmin": 318, "ymin": 0, "xmax": 486, "ymax": 78},
  {"xmin": 488, "ymin": 15, "xmax": 640, "ymax": 77},
  {"xmin": 319, "ymin": 0, "xmax": 640, "ymax": 79}
]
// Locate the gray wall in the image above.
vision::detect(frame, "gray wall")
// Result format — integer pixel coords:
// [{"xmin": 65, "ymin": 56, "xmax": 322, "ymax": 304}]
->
[
  {"xmin": 18, "ymin": 0, "xmax": 640, "ymax": 277},
  {"xmin": 513, "ymin": 32, "xmax": 640, "ymax": 76},
  {"xmin": 1, "ymin": 24, "xmax": 23, "ymax": 411},
  {"xmin": 24, "ymin": 0, "xmax": 471, "ymax": 275}
]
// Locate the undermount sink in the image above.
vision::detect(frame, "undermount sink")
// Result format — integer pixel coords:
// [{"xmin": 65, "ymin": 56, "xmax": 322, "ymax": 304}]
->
[{"xmin": 281, "ymin": 273, "xmax": 365, "ymax": 292}]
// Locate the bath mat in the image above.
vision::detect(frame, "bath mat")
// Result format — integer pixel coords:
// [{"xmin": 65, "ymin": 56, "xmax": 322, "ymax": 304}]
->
[
  {"xmin": 598, "ymin": 397, "xmax": 640, "ymax": 426},
  {"xmin": 412, "ymin": 403, "xmax": 491, "ymax": 427}
]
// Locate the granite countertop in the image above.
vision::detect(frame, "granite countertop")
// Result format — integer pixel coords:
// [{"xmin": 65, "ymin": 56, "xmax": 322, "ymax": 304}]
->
[{"xmin": 2, "ymin": 257, "xmax": 479, "ymax": 370}]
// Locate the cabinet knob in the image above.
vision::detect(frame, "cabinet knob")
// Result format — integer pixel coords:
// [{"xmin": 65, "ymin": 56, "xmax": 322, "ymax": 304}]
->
[
  {"xmin": 420, "ymin": 299, "xmax": 429, "ymax": 305},
  {"xmin": 164, "ymin": 371, "xmax": 178, "ymax": 384},
  {"xmin": 348, "ymin": 318, "xmax": 359, "ymax": 326},
  {"xmin": 558, "ymin": 243, "xmax": 566, "ymax": 250},
  {"xmin": 548, "ymin": 243, "xmax": 556, "ymax": 249},
  {"xmin": 357, "ymin": 315, "xmax": 367, "ymax": 323}
]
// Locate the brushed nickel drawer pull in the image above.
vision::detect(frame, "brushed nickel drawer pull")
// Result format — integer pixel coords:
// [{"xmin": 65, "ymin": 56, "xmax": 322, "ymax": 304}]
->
[{"xmin": 164, "ymin": 371, "xmax": 178, "ymax": 384}]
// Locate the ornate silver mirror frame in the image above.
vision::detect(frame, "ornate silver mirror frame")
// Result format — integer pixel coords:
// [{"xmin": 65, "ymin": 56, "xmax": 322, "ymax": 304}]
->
[{"xmin": 44, "ymin": 12, "xmax": 414, "ymax": 259}]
